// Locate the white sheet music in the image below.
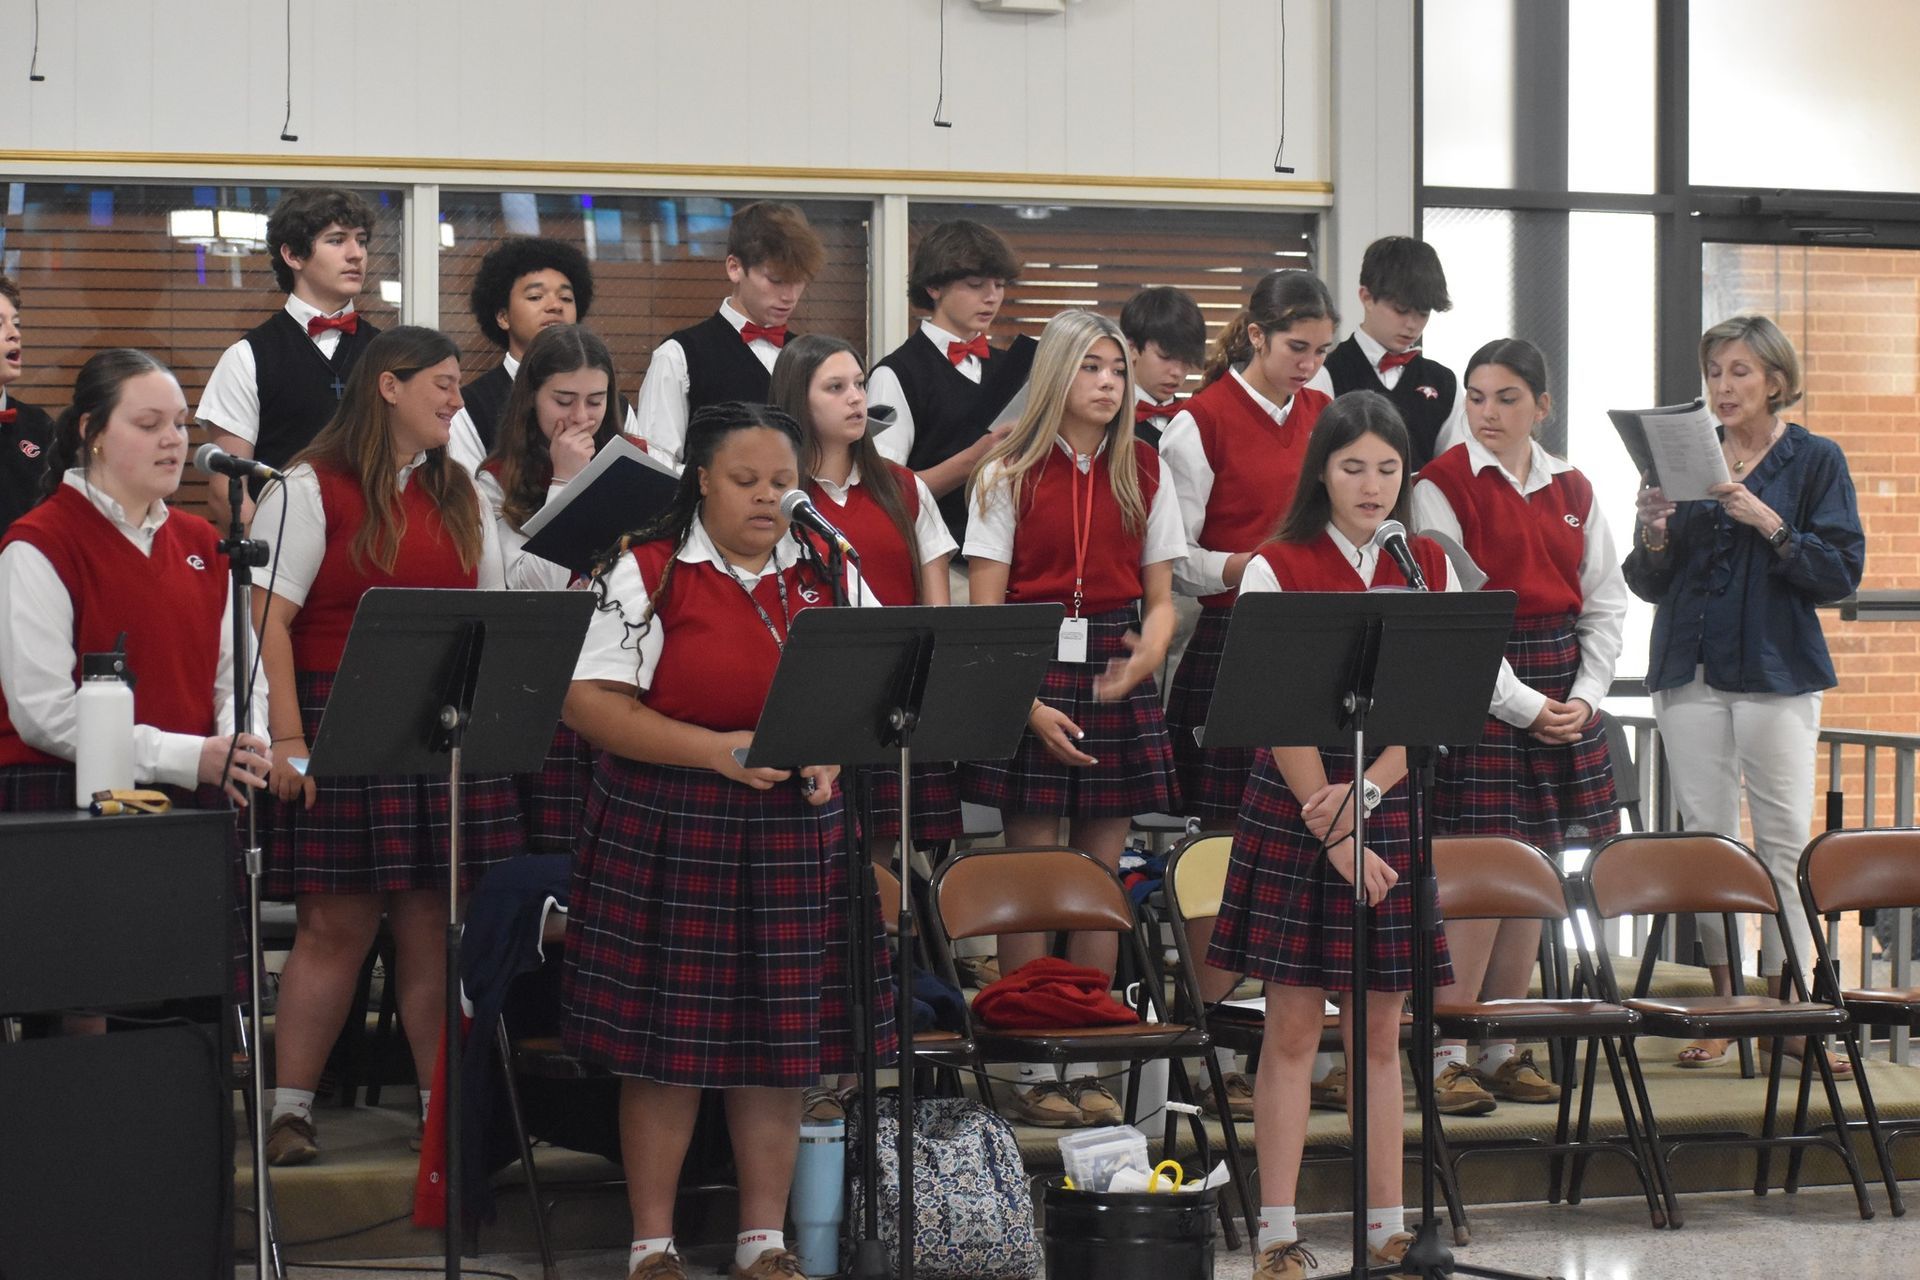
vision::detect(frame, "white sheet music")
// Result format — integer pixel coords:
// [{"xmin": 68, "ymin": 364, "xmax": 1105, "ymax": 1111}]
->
[{"xmin": 1642, "ymin": 403, "xmax": 1731, "ymax": 501}]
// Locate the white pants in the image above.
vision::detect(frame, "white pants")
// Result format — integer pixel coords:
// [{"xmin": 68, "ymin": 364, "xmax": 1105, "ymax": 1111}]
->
[{"xmin": 1652, "ymin": 672, "xmax": 1822, "ymax": 978}]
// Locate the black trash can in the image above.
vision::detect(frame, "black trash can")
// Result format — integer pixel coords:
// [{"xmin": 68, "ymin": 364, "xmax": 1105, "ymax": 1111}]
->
[{"xmin": 1042, "ymin": 1176, "xmax": 1216, "ymax": 1280}]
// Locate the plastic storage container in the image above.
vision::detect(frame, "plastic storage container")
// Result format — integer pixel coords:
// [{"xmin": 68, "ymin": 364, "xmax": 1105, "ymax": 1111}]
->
[
  {"xmin": 1042, "ymin": 1177, "xmax": 1217, "ymax": 1280},
  {"xmin": 1057, "ymin": 1124, "xmax": 1150, "ymax": 1193}
]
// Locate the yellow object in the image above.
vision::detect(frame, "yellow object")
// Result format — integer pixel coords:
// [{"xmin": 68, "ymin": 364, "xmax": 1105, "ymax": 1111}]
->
[
  {"xmin": 1147, "ymin": 1160, "xmax": 1186, "ymax": 1193},
  {"xmin": 1061, "ymin": 1176, "xmax": 1076, "ymax": 1191},
  {"xmin": 89, "ymin": 789, "xmax": 173, "ymax": 816}
]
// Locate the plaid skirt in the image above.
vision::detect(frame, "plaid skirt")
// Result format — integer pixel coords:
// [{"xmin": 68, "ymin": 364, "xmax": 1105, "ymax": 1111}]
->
[
  {"xmin": 560, "ymin": 757, "xmax": 897, "ymax": 1088},
  {"xmin": 1208, "ymin": 752, "xmax": 1451, "ymax": 993},
  {"xmin": 0, "ymin": 764, "xmax": 253, "ymax": 1001},
  {"xmin": 863, "ymin": 762, "xmax": 964, "ymax": 844},
  {"xmin": 961, "ymin": 607, "xmax": 1179, "ymax": 819},
  {"xmin": 264, "ymin": 670, "xmax": 527, "ymax": 898},
  {"xmin": 1432, "ymin": 614, "xmax": 1620, "ymax": 854},
  {"xmin": 519, "ymin": 724, "xmax": 596, "ymax": 853},
  {"xmin": 1164, "ymin": 606, "xmax": 1259, "ymax": 824}
]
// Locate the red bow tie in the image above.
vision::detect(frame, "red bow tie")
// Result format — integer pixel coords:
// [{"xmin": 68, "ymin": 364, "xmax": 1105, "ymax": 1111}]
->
[
  {"xmin": 1377, "ymin": 348, "xmax": 1419, "ymax": 373},
  {"xmin": 307, "ymin": 312, "xmax": 359, "ymax": 338},
  {"xmin": 947, "ymin": 335, "xmax": 991, "ymax": 366},
  {"xmin": 1135, "ymin": 399, "xmax": 1177, "ymax": 424},
  {"xmin": 740, "ymin": 321, "xmax": 789, "ymax": 348},
  {"xmin": 0, "ymin": 408, "xmax": 14, "ymax": 425}
]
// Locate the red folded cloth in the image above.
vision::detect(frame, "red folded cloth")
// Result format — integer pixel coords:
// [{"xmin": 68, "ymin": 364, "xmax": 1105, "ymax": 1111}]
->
[{"xmin": 972, "ymin": 956, "xmax": 1141, "ymax": 1030}]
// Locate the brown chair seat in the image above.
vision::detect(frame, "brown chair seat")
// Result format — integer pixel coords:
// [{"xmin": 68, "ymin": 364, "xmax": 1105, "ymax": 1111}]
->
[
  {"xmin": 1622, "ymin": 995, "xmax": 1851, "ymax": 1030},
  {"xmin": 1841, "ymin": 986, "xmax": 1920, "ymax": 1008},
  {"xmin": 1434, "ymin": 998, "xmax": 1640, "ymax": 1036}
]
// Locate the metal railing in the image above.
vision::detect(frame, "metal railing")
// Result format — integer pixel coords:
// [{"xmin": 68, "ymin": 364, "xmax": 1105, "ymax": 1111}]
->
[{"xmin": 1608, "ymin": 711, "xmax": 1917, "ymax": 1065}]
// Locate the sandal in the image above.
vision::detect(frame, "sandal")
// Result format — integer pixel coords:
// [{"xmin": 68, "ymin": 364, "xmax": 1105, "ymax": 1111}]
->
[
  {"xmin": 1762, "ymin": 1039, "xmax": 1855, "ymax": 1079},
  {"xmin": 1676, "ymin": 1039, "xmax": 1733, "ymax": 1068}
]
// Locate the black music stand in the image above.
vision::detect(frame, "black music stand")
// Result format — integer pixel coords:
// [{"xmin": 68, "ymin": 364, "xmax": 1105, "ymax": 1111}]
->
[
  {"xmin": 308, "ymin": 587, "xmax": 594, "ymax": 1280},
  {"xmin": 743, "ymin": 602, "xmax": 1063, "ymax": 1280},
  {"xmin": 1200, "ymin": 589, "xmax": 1543, "ymax": 1280}
]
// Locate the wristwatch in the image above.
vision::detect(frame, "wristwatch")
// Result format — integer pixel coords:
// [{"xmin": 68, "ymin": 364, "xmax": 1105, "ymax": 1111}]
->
[
  {"xmin": 1361, "ymin": 778, "xmax": 1383, "ymax": 816},
  {"xmin": 1767, "ymin": 523, "xmax": 1792, "ymax": 550}
]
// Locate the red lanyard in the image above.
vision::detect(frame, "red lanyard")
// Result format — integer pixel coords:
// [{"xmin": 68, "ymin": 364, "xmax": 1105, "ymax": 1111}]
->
[{"xmin": 1066, "ymin": 448, "xmax": 1098, "ymax": 618}]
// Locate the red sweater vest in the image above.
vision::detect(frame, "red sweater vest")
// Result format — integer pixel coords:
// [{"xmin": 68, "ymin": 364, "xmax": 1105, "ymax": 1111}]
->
[
  {"xmin": 1005, "ymin": 439, "xmax": 1162, "ymax": 616},
  {"xmin": 1253, "ymin": 528, "xmax": 1452, "ymax": 593},
  {"xmin": 1184, "ymin": 378, "xmax": 1329, "ymax": 607},
  {"xmin": 290, "ymin": 464, "xmax": 478, "ymax": 673},
  {"xmin": 1419, "ymin": 445, "xmax": 1589, "ymax": 618},
  {"xmin": 805, "ymin": 462, "xmax": 923, "ymax": 606},
  {"xmin": 631, "ymin": 538, "xmax": 839, "ymax": 733},
  {"xmin": 0, "ymin": 486, "xmax": 226, "ymax": 767}
]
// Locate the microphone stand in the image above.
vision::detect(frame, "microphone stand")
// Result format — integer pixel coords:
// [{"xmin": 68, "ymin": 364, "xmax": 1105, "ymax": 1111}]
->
[{"xmin": 217, "ymin": 471, "xmax": 285, "ymax": 1280}]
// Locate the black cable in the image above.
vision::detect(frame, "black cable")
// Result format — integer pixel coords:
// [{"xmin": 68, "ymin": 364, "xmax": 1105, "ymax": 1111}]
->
[
  {"xmin": 279, "ymin": 0, "xmax": 299, "ymax": 141},
  {"xmin": 932, "ymin": 0, "xmax": 952, "ymax": 127},
  {"xmin": 28, "ymin": 0, "xmax": 44, "ymax": 80},
  {"xmin": 1272, "ymin": 0, "xmax": 1293, "ymax": 173}
]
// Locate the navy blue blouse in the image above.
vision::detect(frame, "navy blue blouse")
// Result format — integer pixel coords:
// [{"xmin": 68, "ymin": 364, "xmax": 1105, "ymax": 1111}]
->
[{"xmin": 1623, "ymin": 423, "xmax": 1864, "ymax": 695}]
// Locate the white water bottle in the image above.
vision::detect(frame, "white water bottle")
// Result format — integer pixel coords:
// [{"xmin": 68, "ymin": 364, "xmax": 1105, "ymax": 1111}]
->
[{"xmin": 75, "ymin": 647, "xmax": 135, "ymax": 808}]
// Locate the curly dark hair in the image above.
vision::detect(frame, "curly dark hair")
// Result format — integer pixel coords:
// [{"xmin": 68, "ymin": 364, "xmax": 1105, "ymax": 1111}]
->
[
  {"xmin": 467, "ymin": 237, "xmax": 595, "ymax": 350},
  {"xmin": 266, "ymin": 187, "xmax": 378, "ymax": 293}
]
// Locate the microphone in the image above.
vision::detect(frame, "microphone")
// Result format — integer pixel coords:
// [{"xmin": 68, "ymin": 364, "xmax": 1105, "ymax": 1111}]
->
[
  {"xmin": 194, "ymin": 442, "xmax": 285, "ymax": 484},
  {"xmin": 1372, "ymin": 519, "xmax": 1428, "ymax": 591},
  {"xmin": 780, "ymin": 489, "xmax": 859, "ymax": 559}
]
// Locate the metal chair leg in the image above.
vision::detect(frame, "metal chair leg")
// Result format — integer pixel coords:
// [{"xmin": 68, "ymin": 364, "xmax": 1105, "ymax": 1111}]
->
[{"xmin": 494, "ymin": 1018, "xmax": 557, "ymax": 1280}]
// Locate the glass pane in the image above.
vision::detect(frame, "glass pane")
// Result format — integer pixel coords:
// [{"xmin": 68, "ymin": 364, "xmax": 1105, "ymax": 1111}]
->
[
  {"xmin": 1422, "ymin": 0, "xmax": 1518, "ymax": 188},
  {"xmin": 1567, "ymin": 0, "xmax": 1656, "ymax": 194},
  {"xmin": 905, "ymin": 202, "xmax": 1317, "ymax": 397},
  {"xmin": 1417, "ymin": 206, "xmax": 1516, "ymax": 375},
  {"xmin": 0, "ymin": 180, "xmax": 404, "ymax": 515},
  {"xmin": 437, "ymin": 192, "xmax": 871, "ymax": 389},
  {"xmin": 1691, "ymin": 0, "xmax": 1920, "ymax": 192}
]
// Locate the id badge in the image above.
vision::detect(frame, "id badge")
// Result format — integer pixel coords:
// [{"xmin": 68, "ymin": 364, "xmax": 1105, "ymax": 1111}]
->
[{"xmin": 1057, "ymin": 616, "xmax": 1090, "ymax": 664}]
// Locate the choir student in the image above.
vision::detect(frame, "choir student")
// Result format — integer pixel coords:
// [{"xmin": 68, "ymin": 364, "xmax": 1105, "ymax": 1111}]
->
[
  {"xmin": 1119, "ymin": 284, "xmax": 1206, "ymax": 449},
  {"xmin": 0, "ymin": 274, "xmax": 55, "ymax": 536}
]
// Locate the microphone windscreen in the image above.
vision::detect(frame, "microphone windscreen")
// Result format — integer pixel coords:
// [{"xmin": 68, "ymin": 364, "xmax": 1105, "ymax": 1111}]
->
[
  {"xmin": 192, "ymin": 442, "xmax": 224, "ymax": 477},
  {"xmin": 1371, "ymin": 519, "xmax": 1408, "ymax": 548}
]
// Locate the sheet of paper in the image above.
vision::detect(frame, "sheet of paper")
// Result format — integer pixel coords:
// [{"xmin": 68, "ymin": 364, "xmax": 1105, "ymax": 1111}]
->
[{"xmin": 1640, "ymin": 402, "xmax": 1731, "ymax": 501}]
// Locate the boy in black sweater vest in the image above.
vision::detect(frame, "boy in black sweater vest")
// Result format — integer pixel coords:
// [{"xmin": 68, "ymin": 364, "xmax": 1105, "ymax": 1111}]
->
[
  {"xmin": 0, "ymin": 275, "xmax": 54, "ymax": 536},
  {"xmin": 454, "ymin": 236, "xmax": 640, "ymax": 473},
  {"xmin": 1119, "ymin": 285, "xmax": 1205, "ymax": 450},
  {"xmin": 635, "ymin": 201, "xmax": 823, "ymax": 468},
  {"xmin": 1310, "ymin": 235, "xmax": 1466, "ymax": 470},
  {"xmin": 197, "ymin": 188, "xmax": 381, "ymax": 522},
  {"xmin": 868, "ymin": 219, "xmax": 1034, "ymax": 548}
]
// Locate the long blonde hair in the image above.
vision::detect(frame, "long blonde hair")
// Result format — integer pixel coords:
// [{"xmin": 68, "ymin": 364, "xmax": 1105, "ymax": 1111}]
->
[{"xmin": 969, "ymin": 309, "xmax": 1148, "ymax": 537}]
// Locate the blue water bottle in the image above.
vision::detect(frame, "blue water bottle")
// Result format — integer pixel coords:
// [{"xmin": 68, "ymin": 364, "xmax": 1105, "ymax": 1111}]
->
[{"xmin": 789, "ymin": 1118, "xmax": 846, "ymax": 1275}]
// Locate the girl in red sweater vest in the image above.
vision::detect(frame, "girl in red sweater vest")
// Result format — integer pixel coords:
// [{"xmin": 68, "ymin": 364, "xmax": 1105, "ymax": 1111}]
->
[
  {"xmin": 253, "ymin": 327, "xmax": 521, "ymax": 1167},
  {"xmin": 962, "ymin": 309, "xmax": 1185, "ymax": 1127},
  {"xmin": 1208, "ymin": 392, "xmax": 1453, "ymax": 1278}
]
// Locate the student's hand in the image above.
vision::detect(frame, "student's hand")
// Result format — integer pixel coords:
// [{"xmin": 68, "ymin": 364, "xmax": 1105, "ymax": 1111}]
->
[
  {"xmin": 267, "ymin": 740, "xmax": 317, "ymax": 809},
  {"xmin": 1030, "ymin": 702, "xmax": 1097, "ymax": 767},
  {"xmin": 202, "ymin": 733, "xmax": 273, "ymax": 804},
  {"xmin": 1326, "ymin": 836, "xmax": 1398, "ymax": 908},
  {"xmin": 1527, "ymin": 697, "xmax": 1589, "ymax": 745},
  {"xmin": 1092, "ymin": 630, "xmax": 1152, "ymax": 702},
  {"xmin": 1300, "ymin": 781, "xmax": 1357, "ymax": 843},
  {"xmin": 1635, "ymin": 480, "xmax": 1676, "ymax": 540},
  {"xmin": 1223, "ymin": 551, "xmax": 1256, "ymax": 589},
  {"xmin": 964, "ymin": 422, "xmax": 1016, "ymax": 466},
  {"xmin": 798, "ymin": 764, "xmax": 839, "ymax": 806},
  {"xmin": 550, "ymin": 425, "xmax": 598, "ymax": 483},
  {"xmin": 1707, "ymin": 481, "xmax": 1782, "ymax": 535},
  {"xmin": 713, "ymin": 731, "xmax": 793, "ymax": 790}
]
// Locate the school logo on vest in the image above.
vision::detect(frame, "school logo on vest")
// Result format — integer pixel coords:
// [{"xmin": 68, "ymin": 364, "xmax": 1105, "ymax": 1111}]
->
[
  {"xmin": 796, "ymin": 581, "xmax": 820, "ymax": 604},
  {"xmin": 186, "ymin": 554, "xmax": 207, "ymax": 570},
  {"xmin": 17, "ymin": 439, "xmax": 39, "ymax": 459},
  {"xmin": 1563, "ymin": 513, "xmax": 1582, "ymax": 529},
  {"xmin": 1417, "ymin": 385, "xmax": 1440, "ymax": 400}
]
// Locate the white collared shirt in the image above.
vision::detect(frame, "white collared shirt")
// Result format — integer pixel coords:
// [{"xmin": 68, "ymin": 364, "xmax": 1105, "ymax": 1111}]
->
[
  {"xmin": 446, "ymin": 351, "xmax": 646, "ymax": 476},
  {"xmin": 254, "ymin": 457, "xmax": 506, "ymax": 608},
  {"xmin": 868, "ymin": 319, "xmax": 983, "ymax": 467},
  {"xmin": 197, "ymin": 295, "xmax": 359, "ymax": 446},
  {"xmin": 0, "ymin": 470, "xmax": 269, "ymax": 786},
  {"xmin": 635, "ymin": 298, "xmax": 782, "ymax": 470},
  {"xmin": 963, "ymin": 435, "xmax": 1187, "ymax": 568},
  {"xmin": 809, "ymin": 463, "xmax": 959, "ymax": 568},
  {"xmin": 572, "ymin": 513, "xmax": 878, "ymax": 691},
  {"xmin": 1305, "ymin": 326, "xmax": 1469, "ymax": 457},
  {"xmin": 1160, "ymin": 367, "xmax": 1295, "ymax": 598},
  {"xmin": 1239, "ymin": 521, "xmax": 1460, "ymax": 596},
  {"xmin": 474, "ymin": 466, "xmax": 572, "ymax": 592},
  {"xmin": 1411, "ymin": 436, "xmax": 1629, "ymax": 727}
]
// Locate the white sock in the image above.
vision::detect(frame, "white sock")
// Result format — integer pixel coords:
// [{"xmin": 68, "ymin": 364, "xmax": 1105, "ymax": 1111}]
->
[
  {"xmin": 735, "ymin": 1229, "xmax": 784, "ymax": 1270},
  {"xmin": 1477, "ymin": 1043, "xmax": 1516, "ymax": 1073},
  {"xmin": 630, "ymin": 1238, "xmax": 674, "ymax": 1270},
  {"xmin": 1215, "ymin": 1047, "xmax": 1238, "ymax": 1075},
  {"xmin": 1433, "ymin": 1044, "xmax": 1467, "ymax": 1078},
  {"xmin": 1366, "ymin": 1205, "xmax": 1406, "ymax": 1251},
  {"xmin": 271, "ymin": 1087, "xmax": 315, "ymax": 1124},
  {"xmin": 1312, "ymin": 1052, "xmax": 1338, "ymax": 1081},
  {"xmin": 418, "ymin": 1088, "xmax": 432, "ymax": 1119},
  {"xmin": 1015, "ymin": 1062, "xmax": 1050, "ymax": 1092},
  {"xmin": 1257, "ymin": 1205, "xmax": 1297, "ymax": 1252},
  {"xmin": 1064, "ymin": 1061, "xmax": 1099, "ymax": 1082}
]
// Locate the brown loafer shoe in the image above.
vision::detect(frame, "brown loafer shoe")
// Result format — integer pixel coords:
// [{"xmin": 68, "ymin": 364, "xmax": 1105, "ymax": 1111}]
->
[
  {"xmin": 1253, "ymin": 1239, "xmax": 1318, "ymax": 1280},
  {"xmin": 1202, "ymin": 1070, "xmax": 1256, "ymax": 1120},
  {"xmin": 1005, "ymin": 1080, "xmax": 1086, "ymax": 1127},
  {"xmin": 1485, "ymin": 1049, "xmax": 1560, "ymax": 1103},
  {"xmin": 631, "ymin": 1251, "xmax": 689, "ymax": 1280},
  {"xmin": 1066, "ymin": 1076, "xmax": 1124, "ymax": 1126},
  {"xmin": 731, "ymin": 1246, "xmax": 808, "ymax": 1279},
  {"xmin": 265, "ymin": 1113, "xmax": 318, "ymax": 1167},
  {"xmin": 1369, "ymin": 1230, "xmax": 1415, "ymax": 1269},
  {"xmin": 1435, "ymin": 1062, "xmax": 1497, "ymax": 1116},
  {"xmin": 802, "ymin": 1085, "xmax": 846, "ymax": 1124},
  {"xmin": 1310, "ymin": 1063, "xmax": 1347, "ymax": 1111}
]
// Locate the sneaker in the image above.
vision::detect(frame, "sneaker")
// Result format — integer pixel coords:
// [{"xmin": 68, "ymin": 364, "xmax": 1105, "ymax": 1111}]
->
[
  {"xmin": 1485, "ymin": 1049, "xmax": 1560, "ymax": 1104},
  {"xmin": 1252, "ymin": 1239, "xmax": 1318, "ymax": 1280},
  {"xmin": 1310, "ymin": 1064, "xmax": 1347, "ymax": 1112},
  {"xmin": 1005, "ymin": 1080, "xmax": 1085, "ymax": 1127},
  {"xmin": 631, "ymin": 1252, "xmax": 689, "ymax": 1280},
  {"xmin": 1368, "ymin": 1230, "xmax": 1416, "ymax": 1269},
  {"xmin": 730, "ymin": 1246, "xmax": 808, "ymax": 1279},
  {"xmin": 265, "ymin": 1113, "xmax": 318, "ymax": 1166},
  {"xmin": 1201, "ymin": 1071, "xmax": 1256, "ymax": 1120},
  {"xmin": 1434, "ymin": 1061, "xmax": 1497, "ymax": 1116},
  {"xmin": 802, "ymin": 1085, "xmax": 846, "ymax": 1124},
  {"xmin": 1066, "ymin": 1076, "xmax": 1124, "ymax": 1126}
]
